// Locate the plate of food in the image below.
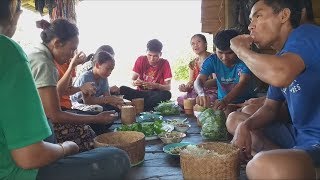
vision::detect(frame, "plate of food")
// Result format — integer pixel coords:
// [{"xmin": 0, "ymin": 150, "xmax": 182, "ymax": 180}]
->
[
  {"xmin": 166, "ymin": 118, "xmax": 188, "ymax": 125},
  {"xmin": 140, "ymin": 111, "xmax": 162, "ymax": 115},
  {"xmin": 138, "ymin": 112, "xmax": 163, "ymax": 123},
  {"xmin": 163, "ymin": 142, "xmax": 195, "ymax": 156},
  {"xmin": 115, "ymin": 120, "xmax": 174, "ymax": 140}
]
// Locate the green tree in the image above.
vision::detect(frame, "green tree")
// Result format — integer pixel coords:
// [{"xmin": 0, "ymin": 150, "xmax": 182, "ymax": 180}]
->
[{"xmin": 172, "ymin": 52, "xmax": 195, "ymax": 81}]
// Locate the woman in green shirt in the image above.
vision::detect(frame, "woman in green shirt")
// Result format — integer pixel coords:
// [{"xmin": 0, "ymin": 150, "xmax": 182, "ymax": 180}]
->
[{"xmin": 0, "ymin": 1, "xmax": 130, "ymax": 180}]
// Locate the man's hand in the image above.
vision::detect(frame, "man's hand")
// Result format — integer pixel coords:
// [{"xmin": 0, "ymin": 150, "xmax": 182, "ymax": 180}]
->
[
  {"xmin": 60, "ymin": 141, "xmax": 79, "ymax": 157},
  {"xmin": 179, "ymin": 82, "xmax": 193, "ymax": 92},
  {"xmin": 231, "ymin": 122, "xmax": 253, "ymax": 160},
  {"xmin": 69, "ymin": 51, "xmax": 87, "ymax": 69},
  {"xmin": 179, "ymin": 84, "xmax": 188, "ymax": 92},
  {"xmin": 110, "ymin": 85, "xmax": 120, "ymax": 95},
  {"xmin": 196, "ymin": 95, "xmax": 210, "ymax": 108},
  {"xmin": 142, "ymin": 82, "xmax": 159, "ymax": 90},
  {"xmin": 186, "ymin": 81, "xmax": 194, "ymax": 89},
  {"xmin": 230, "ymin": 35, "xmax": 254, "ymax": 58},
  {"xmin": 133, "ymin": 79, "xmax": 144, "ymax": 87},
  {"xmin": 95, "ymin": 110, "xmax": 118, "ymax": 124},
  {"xmin": 212, "ymin": 99, "xmax": 228, "ymax": 111},
  {"xmin": 80, "ymin": 82, "xmax": 96, "ymax": 96},
  {"xmin": 105, "ymin": 96, "xmax": 125, "ymax": 108}
]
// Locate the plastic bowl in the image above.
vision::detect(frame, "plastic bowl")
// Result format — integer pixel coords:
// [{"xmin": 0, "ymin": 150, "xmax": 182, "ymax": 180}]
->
[{"xmin": 158, "ymin": 131, "xmax": 186, "ymax": 144}]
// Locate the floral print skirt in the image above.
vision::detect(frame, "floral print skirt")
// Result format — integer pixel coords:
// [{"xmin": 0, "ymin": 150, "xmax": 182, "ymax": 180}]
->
[{"xmin": 53, "ymin": 123, "xmax": 96, "ymax": 152}]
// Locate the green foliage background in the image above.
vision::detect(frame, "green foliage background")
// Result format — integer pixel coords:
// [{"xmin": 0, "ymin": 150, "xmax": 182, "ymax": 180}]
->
[
  {"xmin": 172, "ymin": 45, "xmax": 214, "ymax": 81},
  {"xmin": 172, "ymin": 52, "xmax": 195, "ymax": 81}
]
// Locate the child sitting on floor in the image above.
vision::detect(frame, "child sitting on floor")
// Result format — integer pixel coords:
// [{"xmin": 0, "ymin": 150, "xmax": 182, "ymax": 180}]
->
[{"xmin": 71, "ymin": 51, "xmax": 124, "ymax": 112}]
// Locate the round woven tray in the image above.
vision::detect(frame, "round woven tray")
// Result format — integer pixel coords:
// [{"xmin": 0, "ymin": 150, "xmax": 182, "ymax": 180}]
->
[
  {"xmin": 180, "ymin": 142, "xmax": 240, "ymax": 180},
  {"xmin": 94, "ymin": 131, "xmax": 145, "ymax": 166}
]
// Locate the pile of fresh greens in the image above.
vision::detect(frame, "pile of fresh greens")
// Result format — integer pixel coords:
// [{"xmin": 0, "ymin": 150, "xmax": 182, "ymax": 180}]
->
[
  {"xmin": 199, "ymin": 109, "xmax": 228, "ymax": 141},
  {"xmin": 154, "ymin": 101, "xmax": 180, "ymax": 116},
  {"xmin": 117, "ymin": 120, "xmax": 165, "ymax": 137}
]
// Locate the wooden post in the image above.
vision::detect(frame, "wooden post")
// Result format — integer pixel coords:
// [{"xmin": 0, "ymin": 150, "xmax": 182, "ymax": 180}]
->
[
  {"xmin": 224, "ymin": 0, "xmax": 236, "ymax": 28},
  {"xmin": 312, "ymin": 0, "xmax": 320, "ymax": 25}
]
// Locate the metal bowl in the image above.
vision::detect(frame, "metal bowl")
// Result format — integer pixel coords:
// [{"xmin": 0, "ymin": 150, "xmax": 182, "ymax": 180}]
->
[
  {"xmin": 158, "ymin": 131, "xmax": 186, "ymax": 144},
  {"xmin": 174, "ymin": 123, "xmax": 191, "ymax": 133}
]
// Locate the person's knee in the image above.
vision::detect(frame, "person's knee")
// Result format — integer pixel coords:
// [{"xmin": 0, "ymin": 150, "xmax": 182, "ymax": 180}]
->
[
  {"xmin": 94, "ymin": 147, "xmax": 130, "ymax": 162},
  {"xmin": 226, "ymin": 112, "xmax": 242, "ymax": 135},
  {"xmin": 161, "ymin": 91, "xmax": 171, "ymax": 100},
  {"xmin": 119, "ymin": 86, "xmax": 129, "ymax": 94},
  {"xmin": 177, "ymin": 96, "xmax": 184, "ymax": 107},
  {"xmin": 96, "ymin": 147, "xmax": 130, "ymax": 176},
  {"xmin": 246, "ymin": 152, "xmax": 271, "ymax": 179},
  {"xmin": 247, "ymin": 150, "xmax": 316, "ymax": 179},
  {"xmin": 241, "ymin": 104, "xmax": 260, "ymax": 115}
]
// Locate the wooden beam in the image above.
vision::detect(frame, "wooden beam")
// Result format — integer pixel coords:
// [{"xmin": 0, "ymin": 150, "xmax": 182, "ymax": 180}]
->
[{"xmin": 201, "ymin": 0, "xmax": 225, "ymax": 34}]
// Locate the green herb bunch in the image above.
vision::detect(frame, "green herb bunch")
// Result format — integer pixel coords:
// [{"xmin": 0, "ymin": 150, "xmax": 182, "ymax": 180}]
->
[
  {"xmin": 154, "ymin": 101, "xmax": 180, "ymax": 116},
  {"xmin": 117, "ymin": 120, "xmax": 165, "ymax": 136}
]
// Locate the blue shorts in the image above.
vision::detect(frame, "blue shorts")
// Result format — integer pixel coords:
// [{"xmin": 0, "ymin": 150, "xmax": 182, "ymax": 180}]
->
[{"xmin": 263, "ymin": 122, "xmax": 320, "ymax": 167}]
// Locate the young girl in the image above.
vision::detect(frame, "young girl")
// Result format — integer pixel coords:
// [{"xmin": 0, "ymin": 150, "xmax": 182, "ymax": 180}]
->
[
  {"xmin": 177, "ymin": 34, "xmax": 217, "ymax": 107},
  {"xmin": 71, "ymin": 51, "xmax": 124, "ymax": 111}
]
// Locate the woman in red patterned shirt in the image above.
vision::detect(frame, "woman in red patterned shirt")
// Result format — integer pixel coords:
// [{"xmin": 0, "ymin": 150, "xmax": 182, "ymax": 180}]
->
[{"xmin": 177, "ymin": 34, "xmax": 217, "ymax": 107}]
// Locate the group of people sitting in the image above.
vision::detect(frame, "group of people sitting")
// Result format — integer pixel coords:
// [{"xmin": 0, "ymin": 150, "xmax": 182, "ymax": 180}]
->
[{"xmin": 1, "ymin": 0, "xmax": 320, "ymax": 179}]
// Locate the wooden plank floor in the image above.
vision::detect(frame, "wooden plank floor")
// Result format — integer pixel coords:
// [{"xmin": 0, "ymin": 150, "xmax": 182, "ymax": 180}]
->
[{"xmin": 110, "ymin": 114, "xmax": 247, "ymax": 180}]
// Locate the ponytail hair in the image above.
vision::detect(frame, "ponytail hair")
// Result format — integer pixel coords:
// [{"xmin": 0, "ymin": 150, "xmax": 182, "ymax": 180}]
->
[
  {"xmin": 86, "ymin": 53, "xmax": 94, "ymax": 62},
  {"xmin": 37, "ymin": 19, "xmax": 79, "ymax": 44}
]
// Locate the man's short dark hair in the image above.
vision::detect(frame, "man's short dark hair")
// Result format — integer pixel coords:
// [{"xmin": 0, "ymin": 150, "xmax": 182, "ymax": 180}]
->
[
  {"xmin": 147, "ymin": 39, "xmax": 163, "ymax": 53},
  {"xmin": 213, "ymin": 29, "xmax": 239, "ymax": 51},
  {"xmin": 249, "ymin": 0, "xmax": 302, "ymax": 28}
]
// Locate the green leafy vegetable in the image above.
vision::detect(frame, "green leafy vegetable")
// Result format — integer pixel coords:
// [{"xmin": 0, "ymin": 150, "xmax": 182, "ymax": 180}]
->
[
  {"xmin": 154, "ymin": 101, "xmax": 180, "ymax": 116},
  {"xmin": 117, "ymin": 120, "xmax": 166, "ymax": 136},
  {"xmin": 199, "ymin": 109, "xmax": 228, "ymax": 141},
  {"xmin": 198, "ymin": 108, "xmax": 215, "ymax": 126}
]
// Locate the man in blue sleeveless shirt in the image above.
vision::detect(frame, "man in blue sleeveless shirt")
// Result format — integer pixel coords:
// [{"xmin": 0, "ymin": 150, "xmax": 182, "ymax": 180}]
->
[{"xmin": 229, "ymin": 0, "xmax": 320, "ymax": 179}]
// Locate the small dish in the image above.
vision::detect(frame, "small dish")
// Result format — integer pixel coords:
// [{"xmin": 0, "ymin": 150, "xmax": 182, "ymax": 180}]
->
[
  {"xmin": 174, "ymin": 123, "xmax": 191, "ymax": 133},
  {"xmin": 163, "ymin": 142, "xmax": 194, "ymax": 156},
  {"xmin": 158, "ymin": 131, "xmax": 186, "ymax": 144}
]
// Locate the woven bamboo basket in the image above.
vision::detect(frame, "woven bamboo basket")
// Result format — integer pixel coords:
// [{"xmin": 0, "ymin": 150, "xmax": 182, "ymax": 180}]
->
[
  {"xmin": 93, "ymin": 131, "xmax": 145, "ymax": 166},
  {"xmin": 180, "ymin": 142, "xmax": 240, "ymax": 180}
]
